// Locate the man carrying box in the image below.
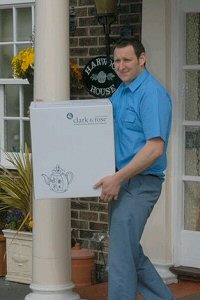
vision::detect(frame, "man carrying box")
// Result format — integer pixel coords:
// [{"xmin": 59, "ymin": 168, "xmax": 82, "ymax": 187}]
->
[{"xmin": 94, "ymin": 37, "xmax": 175, "ymax": 300}]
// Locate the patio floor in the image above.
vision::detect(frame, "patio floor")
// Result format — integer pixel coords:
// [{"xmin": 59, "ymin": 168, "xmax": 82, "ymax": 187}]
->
[
  {"xmin": 75, "ymin": 281, "xmax": 200, "ymax": 300},
  {"xmin": 1, "ymin": 277, "xmax": 200, "ymax": 300}
]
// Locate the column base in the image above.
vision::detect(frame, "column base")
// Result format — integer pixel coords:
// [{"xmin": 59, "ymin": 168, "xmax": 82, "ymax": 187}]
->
[
  {"xmin": 25, "ymin": 283, "xmax": 83, "ymax": 300},
  {"xmin": 154, "ymin": 262, "xmax": 178, "ymax": 284}
]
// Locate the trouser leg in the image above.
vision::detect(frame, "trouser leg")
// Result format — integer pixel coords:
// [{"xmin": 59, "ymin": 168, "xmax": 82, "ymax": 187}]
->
[
  {"xmin": 137, "ymin": 245, "xmax": 175, "ymax": 300},
  {"xmin": 108, "ymin": 175, "xmax": 175, "ymax": 300}
]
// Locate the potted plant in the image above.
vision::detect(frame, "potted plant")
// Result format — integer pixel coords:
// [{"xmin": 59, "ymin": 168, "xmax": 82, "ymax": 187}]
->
[{"xmin": 0, "ymin": 145, "xmax": 33, "ymax": 283}]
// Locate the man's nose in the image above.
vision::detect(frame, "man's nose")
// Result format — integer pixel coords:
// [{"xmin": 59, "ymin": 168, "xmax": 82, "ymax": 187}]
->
[{"xmin": 116, "ymin": 61, "xmax": 124, "ymax": 70}]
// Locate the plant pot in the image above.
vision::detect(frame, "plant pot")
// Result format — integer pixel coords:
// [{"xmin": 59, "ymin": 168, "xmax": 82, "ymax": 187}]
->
[
  {"xmin": 3, "ymin": 229, "xmax": 32, "ymax": 284},
  {"xmin": 0, "ymin": 235, "xmax": 6, "ymax": 276},
  {"xmin": 71, "ymin": 243, "xmax": 96, "ymax": 288}
]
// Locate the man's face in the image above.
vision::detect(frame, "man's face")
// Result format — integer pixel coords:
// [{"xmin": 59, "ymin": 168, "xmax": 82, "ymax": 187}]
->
[{"xmin": 114, "ymin": 45, "xmax": 146, "ymax": 85}]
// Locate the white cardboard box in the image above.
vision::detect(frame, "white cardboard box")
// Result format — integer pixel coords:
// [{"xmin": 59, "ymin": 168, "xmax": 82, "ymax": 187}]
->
[{"xmin": 30, "ymin": 99, "xmax": 115, "ymax": 199}]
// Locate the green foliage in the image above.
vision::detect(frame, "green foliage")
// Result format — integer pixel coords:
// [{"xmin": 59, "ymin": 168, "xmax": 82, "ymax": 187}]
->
[{"xmin": 0, "ymin": 145, "xmax": 33, "ymax": 231}]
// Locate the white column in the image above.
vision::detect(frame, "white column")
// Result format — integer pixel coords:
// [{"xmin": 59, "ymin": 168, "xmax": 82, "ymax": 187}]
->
[
  {"xmin": 25, "ymin": 1, "xmax": 80, "ymax": 299},
  {"xmin": 141, "ymin": 0, "xmax": 176, "ymax": 284}
]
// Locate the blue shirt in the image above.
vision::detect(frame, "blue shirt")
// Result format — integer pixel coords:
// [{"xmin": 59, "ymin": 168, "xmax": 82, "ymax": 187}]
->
[{"xmin": 110, "ymin": 69, "xmax": 172, "ymax": 179}]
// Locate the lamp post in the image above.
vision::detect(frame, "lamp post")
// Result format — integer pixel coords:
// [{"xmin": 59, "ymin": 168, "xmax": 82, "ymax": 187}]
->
[{"xmin": 94, "ymin": 0, "xmax": 119, "ymax": 63}]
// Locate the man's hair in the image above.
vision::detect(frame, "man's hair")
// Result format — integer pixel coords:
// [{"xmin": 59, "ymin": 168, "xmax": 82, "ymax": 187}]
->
[{"xmin": 114, "ymin": 37, "xmax": 146, "ymax": 59}]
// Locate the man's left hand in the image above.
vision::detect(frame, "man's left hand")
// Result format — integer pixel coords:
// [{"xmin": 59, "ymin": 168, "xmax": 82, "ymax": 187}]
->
[{"xmin": 94, "ymin": 174, "xmax": 121, "ymax": 202}]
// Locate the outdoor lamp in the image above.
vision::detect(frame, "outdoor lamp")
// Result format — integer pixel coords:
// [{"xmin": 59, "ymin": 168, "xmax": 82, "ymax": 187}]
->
[
  {"xmin": 95, "ymin": 0, "xmax": 118, "ymax": 15},
  {"xmin": 94, "ymin": 0, "xmax": 119, "ymax": 62}
]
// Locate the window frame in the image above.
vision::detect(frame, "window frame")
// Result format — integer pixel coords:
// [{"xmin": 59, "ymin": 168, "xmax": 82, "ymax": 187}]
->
[{"xmin": 0, "ymin": 0, "xmax": 34, "ymax": 5}]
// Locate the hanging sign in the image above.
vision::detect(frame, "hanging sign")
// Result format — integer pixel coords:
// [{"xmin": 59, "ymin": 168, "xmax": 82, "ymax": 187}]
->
[{"xmin": 83, "ymin": 56, "xmax": 121, "ymax": 98}]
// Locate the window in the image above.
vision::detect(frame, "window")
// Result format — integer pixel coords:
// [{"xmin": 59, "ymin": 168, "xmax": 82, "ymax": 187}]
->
[
  {"xmin": 183, "ymin": 13, "xmax": 200, "ymax": 232},
  {"xmin": 0, "ymin": 0, "xmax": 35, "ymax": 167}
]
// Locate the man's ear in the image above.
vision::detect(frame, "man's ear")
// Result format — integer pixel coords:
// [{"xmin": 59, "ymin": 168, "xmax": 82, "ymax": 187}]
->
[{"xmin": 139, "ymin": 52, "xmax": 146, "ymax": 67}]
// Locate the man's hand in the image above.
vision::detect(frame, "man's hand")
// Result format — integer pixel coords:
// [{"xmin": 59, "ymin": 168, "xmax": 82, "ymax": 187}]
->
[{"xmin": 94, "ymin": 173, "xmax": 122, "ymax": 202}]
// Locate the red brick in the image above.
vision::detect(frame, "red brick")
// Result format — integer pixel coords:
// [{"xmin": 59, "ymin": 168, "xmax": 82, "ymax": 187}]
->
[
  {"xmin": 70, "ymin": 37, "xmax": 79, "ymax": 47},
  {"xmin": 79, "ymin": 37, "xmax": 98, "ymax": 46},
  {"xmin": 70, "ymin": 47, "xmax": 88, "ymax": 56},
  {"xmin": 80, "ymin": 211, "xmax": 98, "ymax": 221},
  {"xmin": 89, "ymin": 47, "xmax": 106, "ymax": 56},
  {"xmin": 89, "ymin": 27, "xmax": 104, "ymax": 36},
  {"xmin": 89, "ymin": 222, "xmax": 108, "ymax": 232},
  {"xmin": 79, "ymin": 16, "xmax": 97, "ymax": 27},
  {"xmin": 70, "ymin": 0, "xmax": 78, "ymax": 6},
  {"xmin": 76, "ymin": 7, "xmax": 87, "ymax": 17}
]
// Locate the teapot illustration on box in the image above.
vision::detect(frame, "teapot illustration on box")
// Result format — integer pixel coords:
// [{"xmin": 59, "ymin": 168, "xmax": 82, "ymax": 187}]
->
[{"xmin": 42, "ymin": 164, "xmax": 74, "ymax": 193}]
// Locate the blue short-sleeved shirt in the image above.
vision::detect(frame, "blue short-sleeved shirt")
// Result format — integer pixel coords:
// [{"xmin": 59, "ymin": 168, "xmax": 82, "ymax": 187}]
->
[{"xmin": 110, "ymin": 69, "xmax": 172, "ymax": 179}]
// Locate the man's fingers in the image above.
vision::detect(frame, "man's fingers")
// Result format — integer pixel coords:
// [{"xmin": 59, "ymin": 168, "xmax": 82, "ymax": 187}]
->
[
  {"xmin": 94, "ymin": 180, "xmax": 103, "ymax": 189},
  {"xmin": 100, "ymin": 193, "xmax": 118, "ymax": 202}
]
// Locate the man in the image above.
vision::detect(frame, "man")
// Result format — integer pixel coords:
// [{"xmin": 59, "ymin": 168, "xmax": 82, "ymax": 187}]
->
[{"xmin": 94, "ymin": 38, "xmax": 175, "ymax": 300}]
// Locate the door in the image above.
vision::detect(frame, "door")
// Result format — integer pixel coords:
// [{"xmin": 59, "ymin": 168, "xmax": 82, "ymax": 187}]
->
[{"xmin": 172, "ymin": 0, "xmax": 200, "ymax": 268}]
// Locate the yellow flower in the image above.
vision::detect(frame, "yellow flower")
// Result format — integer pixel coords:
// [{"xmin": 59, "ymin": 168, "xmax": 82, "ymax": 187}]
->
[
  {"xmin": 70, "ymin": 63, "xmax": 83, "ymax": 80},
  {"xmin": 28, "ymin": 219, "xmax": 33, "ymax": 229},
  {"xmin": 12, "ymin": 47, "xmax": 34, "ymax": 79},
  {"xmin": 70, "ymin": 63, "xmax": 83, "ymax": 89}
]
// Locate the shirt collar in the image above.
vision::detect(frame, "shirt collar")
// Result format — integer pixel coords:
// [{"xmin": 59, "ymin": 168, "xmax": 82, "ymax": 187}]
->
[{"xmin": 122, "ymin": 69, "xmax": 149, "ymax": 93}]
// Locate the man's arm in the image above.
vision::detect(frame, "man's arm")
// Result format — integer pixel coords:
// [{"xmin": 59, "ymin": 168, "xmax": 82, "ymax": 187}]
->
[{"xmin": 94, "ymin": 137, "xmax": 164, "ymax": 202}]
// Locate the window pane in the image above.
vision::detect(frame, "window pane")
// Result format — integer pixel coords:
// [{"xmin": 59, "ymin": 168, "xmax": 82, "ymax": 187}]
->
[
  {"xmin": 185, "ymin": 126, "xmax": 200, "ymax": 176},
  {"xmin": 184, "ymin": 181, "xmax": 200, "ymax": 231},
  {"xmin": 16, "ymin": 43, "xmax": 32, "ymax": 54},
  {"xmin": 24, "ymin": 121, "xmax": 31, "ymax": 151},
  {"xmin": 0, "ymin": 9, "xmax": 13, "ymax": 42},
  {"xmin": 0, "ymin": 45, "xmax": 13, "ymax": 78},
  {"xmin": 4, "ymin": 85, "xmax": 19, "ymax": 117},
  {"xmin": 186, "ymin": 13, "xmax": 200, "ymax": 65},
  {"xmin": 23, "ymin": 84, "xmax": 33, "ymax": 117},
  {"xmin": 16, "ymin": 7, "xmax": 32, "ymax": 41},
  {"xmin": 4, "ymin": 120, "xmax": 20, "ymax": 152},
  {"xmin": 185, "ymin": 70, "xmax": 200, "ymax": 121}
]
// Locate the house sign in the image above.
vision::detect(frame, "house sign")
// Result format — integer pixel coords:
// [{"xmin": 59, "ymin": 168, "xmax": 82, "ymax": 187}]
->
[{"xmin": 83, "ymin": 56, "xmax": 121, "ymax": 98}]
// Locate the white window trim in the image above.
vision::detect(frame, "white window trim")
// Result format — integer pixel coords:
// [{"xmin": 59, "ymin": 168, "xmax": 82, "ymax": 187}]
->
[
  {"xmin": 0, "ymin": 79, "xmax": 29, "ymax": 84},
  {"xmin": 0, "ymin": 0, "xmax": 34, "ymax": 5}
]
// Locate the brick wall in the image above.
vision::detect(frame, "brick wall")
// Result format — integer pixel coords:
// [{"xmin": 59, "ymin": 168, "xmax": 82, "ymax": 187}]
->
[
  {"xmin": 69, "ymin": 0, "xmax": 142, "ymax": 282},
  {"xmin": 69, "ymin": 0, "xmax": 142, "ymax": 99}
]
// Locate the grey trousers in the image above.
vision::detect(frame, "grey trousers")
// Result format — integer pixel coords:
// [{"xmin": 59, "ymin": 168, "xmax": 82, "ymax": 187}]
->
[{"xmin": 108, "ymin": 174, "xmax": 175, "ymax": 300}]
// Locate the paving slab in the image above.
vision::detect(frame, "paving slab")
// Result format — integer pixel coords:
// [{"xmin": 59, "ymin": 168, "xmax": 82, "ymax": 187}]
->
[{"xmin": 0, "ymin": 277, "xmax": 30, "ymax": 300}]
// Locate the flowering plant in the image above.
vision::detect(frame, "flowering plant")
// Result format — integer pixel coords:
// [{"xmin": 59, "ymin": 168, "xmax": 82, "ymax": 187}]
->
[
  {"xmin": 4, "ymin": 209, "xmax": 32, "ymax": 232},
  {"xmin": 11, "ymin": 47, "xmax": 34, "ymax": 81},
  {"xmin": 70, "ymin": 63, "xmax": 84, "ymax": 89},
  {"xmin": 0, "ymin": 145, "xmax": 33, "ymax": 232},
  {"xmin": 11, "ymin": 47, "xmax": 83, "ymax": 89}
]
